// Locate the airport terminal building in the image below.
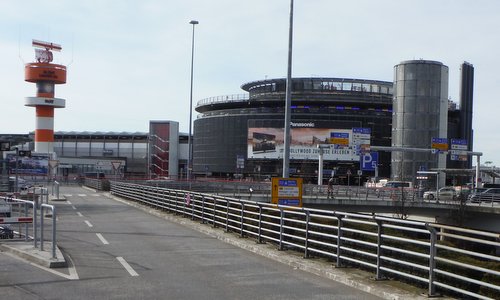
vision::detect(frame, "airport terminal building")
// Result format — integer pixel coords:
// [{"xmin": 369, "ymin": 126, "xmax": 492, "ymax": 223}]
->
[
  {"xmin": 1, "ymin": 60, "xmax": 474, "ymax": 186},
  {"xmin": 194, "ymin": 77, "xmax": 394, "ymax": 183}
]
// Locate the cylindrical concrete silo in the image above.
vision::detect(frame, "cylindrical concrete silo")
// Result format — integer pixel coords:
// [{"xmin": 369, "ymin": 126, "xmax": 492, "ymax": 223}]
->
[{"xmin": 391, "ymin": 60, "xmax": 449, "ymax": 185}]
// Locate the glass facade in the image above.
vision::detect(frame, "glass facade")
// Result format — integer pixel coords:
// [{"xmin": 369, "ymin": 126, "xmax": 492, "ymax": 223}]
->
[
  {"xmin": 53, "ymin": 132, "xmax": 149, "ymax": 176},
  {"xmin": 392, "ymin": 60, "xmax": 449, "ymax": 183},
  {"xmin": 194, "ymin": 77, "xmax": 394, "ymax": 182}
]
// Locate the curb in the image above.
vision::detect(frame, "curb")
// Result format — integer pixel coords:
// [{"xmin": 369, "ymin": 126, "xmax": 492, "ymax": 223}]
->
[{"xmin": 0, "ymin": 242, "xmax": 67, "ymax": 268}]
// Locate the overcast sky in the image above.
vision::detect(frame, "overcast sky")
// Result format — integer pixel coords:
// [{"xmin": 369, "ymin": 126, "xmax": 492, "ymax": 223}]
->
[{"xmin": 1, "ymin": 0, "xmax": 499, "ymax": 165}]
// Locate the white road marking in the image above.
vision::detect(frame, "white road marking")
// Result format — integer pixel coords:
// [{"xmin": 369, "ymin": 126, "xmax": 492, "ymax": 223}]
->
[
  {"xmin": 96, "ymin": 233, "xmax": 109, "ymax": 245},
  {"xmin": 65, "ymin": 194, "xmax": 73, "ymax": 197},
  {"xmin": 84, "ymin": 220, "xmax": 93, "ymax": 228},
  {"xmin": 71, "ymin": 206, "xmax": 77, "ymax": 210},
  {"xmin": 78, "ymin": 194, "xmax": 86, "ymax": 197},
  {"xmin": 76, "ymin": 212, "xmax": 83, "ymax": 217},
  {"xmin": 67, "ymin": 201, "xmax": 72, "ymax": 205},
  {"xmin": 92, "ymin": 194, "xmax": 100, "ymax": 197},
  {"xmin": 116, "ymin": 257, "xmax": 139, "ymax": 277}
]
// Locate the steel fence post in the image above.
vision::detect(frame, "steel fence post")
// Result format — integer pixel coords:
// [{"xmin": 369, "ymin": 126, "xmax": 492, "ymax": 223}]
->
[
  {"xmin": 257, "ymin": 203, "xmax": 263, "ymax": 244},
  {"xmin": 335, "ymin": 214, "xmax": 343, "ymax": 268},
  {"xmin": 304, "ymin": 210, "xmax": 310, "ymax": 258},
  {"xmin": 212, "ymin": 197, "xmax": 217, "ymax": 228},
  {"xmin": 426, "ymin": 224, "xmax": 438, "ymax": 297},
  {"xmin": 240, "ymin": 202, "xmax": 245, "ymax": 238},
  {"xmin": 375, "ymin": 220, "xmax": 384, "ymax": 280},
  {"xmin": 279, "ymin": 208, "xmax": 284, "ymax": 251},
  {"xmin": 201, "ymin": 195, "xmax": 206, "ymax": 224},
  {"xmin": 225, "ymin": 200, "xmax": 229, "ymax": 232},
  {"xmin": 191, "ymin": 194, "xmax": 195, "ymax": 220}
]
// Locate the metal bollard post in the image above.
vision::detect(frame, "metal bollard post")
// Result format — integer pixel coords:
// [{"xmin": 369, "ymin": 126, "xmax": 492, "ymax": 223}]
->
[
  {"xmin": 40, "ymin": 205, "xmax": 45, "ymax": 251},
  {"xmin": 52, "ymin": 205, "xmax": 57, "ymax": 259},
  {"xmin": 33, "ymin": 197, "xmax": 38, "ymax": 248}
]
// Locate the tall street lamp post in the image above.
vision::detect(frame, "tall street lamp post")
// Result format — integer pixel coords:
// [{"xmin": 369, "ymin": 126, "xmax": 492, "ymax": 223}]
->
[
  {"xmin": 188, "ymin": 20, "xmax": 199, "ymax": 181},
  {"xmin": 283, "ymin": 0, "xmax": 294, "ymax": 178}
]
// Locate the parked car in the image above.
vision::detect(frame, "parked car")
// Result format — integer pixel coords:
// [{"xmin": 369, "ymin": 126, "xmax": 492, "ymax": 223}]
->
[
  {"xmin": 469, "ymin": 188, "xmax": 500, "ymax": 203},
  {"xmin": 0, "ymin": 225, "xmax": 14, "ymax": 239},
  {"xmin": 423, "ymin": 187, "xmax": 457, "ymax": 200}
]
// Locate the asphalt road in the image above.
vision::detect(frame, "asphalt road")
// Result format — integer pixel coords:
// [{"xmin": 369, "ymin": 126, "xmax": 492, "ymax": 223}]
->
[{"xmin": 0, "ymin": 186, "xmax": 382, "ymax": 300}]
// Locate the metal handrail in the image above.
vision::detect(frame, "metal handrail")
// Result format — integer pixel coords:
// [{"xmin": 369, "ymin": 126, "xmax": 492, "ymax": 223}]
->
[
  {"xmin": 1, "ymin": 196, "xmax": 58, "ymax": 259},
  {"xmin": 109, "ymin": 181, "xmax": 500, "ymax": 299}
]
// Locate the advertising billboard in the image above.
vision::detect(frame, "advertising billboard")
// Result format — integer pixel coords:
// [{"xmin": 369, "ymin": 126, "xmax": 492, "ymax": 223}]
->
[
  {"xmin": 6, "ymin": 153, "xmax": 49, "ymax": 175},
  {"xmin": 247, "ymin": 122, "xmax": 370, "ymax": 161}
]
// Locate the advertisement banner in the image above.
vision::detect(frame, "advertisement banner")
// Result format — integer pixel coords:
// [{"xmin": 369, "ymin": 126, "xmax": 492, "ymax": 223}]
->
[
  {"xmin": 6, "ymin": 153, "xmax": 49, "ymax": 175},
  {"xmin": 247, "ymin": 123, "xmax": 370, "ymax": 161}
]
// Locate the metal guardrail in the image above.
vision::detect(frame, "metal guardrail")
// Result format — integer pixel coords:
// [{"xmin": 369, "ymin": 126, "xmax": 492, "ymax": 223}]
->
[
  {"xmin": 84, "ymin": 178, "xmax": 110, "ymax": 191},
  {"xmin": 0, "ymin": 195, "xmax": 57, "ymax": 259},
  {"xmin": 110, "ymin": 181, "xmax": 500, "ymax": 299}
]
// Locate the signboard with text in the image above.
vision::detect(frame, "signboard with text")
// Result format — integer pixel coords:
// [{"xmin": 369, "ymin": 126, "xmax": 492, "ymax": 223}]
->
[
  {"xmin": 360, "ymin": 152, "xmax": 378, "ymax": 171},
  {"xmin": 271, "ymin": 177, "xmax": 303, "ymax": 207},
  {"xmin": 450, "ymin": 139, "xmax": 468, "ymax": 161},
  {"xmin": 431, "ymin": 137, "xmax": 448, "ymax": 152},
  {"xmin": 247, "ymin": 121, "xmax": 371, "ymax": 162}
]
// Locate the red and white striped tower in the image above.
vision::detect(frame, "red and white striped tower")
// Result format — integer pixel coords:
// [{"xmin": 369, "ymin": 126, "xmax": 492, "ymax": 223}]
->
[{"xmin": 24, "ymin": 40, "xmax": 67, "ymax": 153}]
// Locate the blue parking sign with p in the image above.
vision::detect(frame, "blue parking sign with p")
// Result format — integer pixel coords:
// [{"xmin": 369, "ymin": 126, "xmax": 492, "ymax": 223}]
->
[{"xmin": 361, "ymin": 152, "xmax": 378, "ymax": 171}]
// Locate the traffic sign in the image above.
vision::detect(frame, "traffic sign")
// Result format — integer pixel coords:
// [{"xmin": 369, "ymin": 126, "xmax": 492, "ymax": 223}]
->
[
  {"xmin": 271, "ymin": 177, "xmax": 303, "ymax": 207},
  {"xmin": 111, "ymin": 161, "xmax": 122, "ymax": 170},
  {"xmin": 360, "ymin": 152, "xmax": 378, "ymax": 171},
  {"xmin": 431, "ymin": 137, "xmax": 448, "ymax": 151}
]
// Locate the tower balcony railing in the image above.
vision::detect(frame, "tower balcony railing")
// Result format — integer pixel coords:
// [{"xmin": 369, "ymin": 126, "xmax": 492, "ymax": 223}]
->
[{"xmin": 196, "ymin": 94, "xmax": 249, "ymax": 108}]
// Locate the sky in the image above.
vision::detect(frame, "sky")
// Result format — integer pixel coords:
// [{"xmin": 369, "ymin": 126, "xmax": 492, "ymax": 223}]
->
[{"xmin": 1, "ymin": 0, "xmax": 499, "ymax": 165}]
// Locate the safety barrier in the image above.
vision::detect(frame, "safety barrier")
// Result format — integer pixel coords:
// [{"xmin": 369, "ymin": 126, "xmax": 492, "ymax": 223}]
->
[
  {"xmin": 0, "ymin": 196, "xmax": 57, "ymax": 259},
  {"xmin": 84, "ymin": 178, "xmax": 110, "ymax": 191},
  {"xmin": 110, "ymin": 181, "xmax": 500, "ymax": 299}
]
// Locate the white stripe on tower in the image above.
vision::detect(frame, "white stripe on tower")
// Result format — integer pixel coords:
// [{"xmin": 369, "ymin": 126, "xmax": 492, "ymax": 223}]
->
[{"xmin": 35, "ymin": 106, "xmax": 55, "ymax": 153}]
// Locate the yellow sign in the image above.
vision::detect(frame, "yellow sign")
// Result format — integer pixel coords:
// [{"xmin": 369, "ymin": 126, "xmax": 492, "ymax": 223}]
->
[{"xmin": 271, "ymin": 177, "xmax": 303, "ymax": 207}]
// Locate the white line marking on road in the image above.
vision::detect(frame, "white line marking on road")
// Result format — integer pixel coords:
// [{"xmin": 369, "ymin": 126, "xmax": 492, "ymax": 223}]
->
[
  {"xmin": 92, "ymin": 194, "xmax": 100, "ymax": 197},
  {"xmin": 78, "ymin": 194, "xmax": 86, "ymax": 197},
  {"xmin": 76, "ymin": 212, "xmax": 83, "ymax": 217},
  {"xmin": 65, "ymin": 194, "xmax": 73, "ymax": 197},
  {"xmin": 84, "ymin": 220, "xmax": 93, "ymax": 228},
  {"xmin": 71, "ymin": 206, "xmax": 77, "ymax": 210},
  {"xmin": 67, "ymin": 201, "xmax": 72, "ymax": 205},
  {"xmin": 96, "ymin": 233, "xmax": 109, "ymax": 245},
  {"xmin": 116, "ymin": 257, "xmax": 139, "ymax": 277}
]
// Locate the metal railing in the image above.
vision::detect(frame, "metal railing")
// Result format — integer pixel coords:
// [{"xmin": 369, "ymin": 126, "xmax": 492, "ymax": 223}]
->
[
  {"xmin": 84, "ymin": 178, "xmax": 110, "ymax": 191},
  {"xmin": 1, "ymin": 196, "xmax": 57, "ymax": 259},
  {"xmin": 110, "ymin": 181, "xmax": 500, "ymax": 299}
]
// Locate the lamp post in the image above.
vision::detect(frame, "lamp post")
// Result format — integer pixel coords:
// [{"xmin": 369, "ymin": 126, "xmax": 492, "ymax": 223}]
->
[
  {"xmin": 282, "ymin": 0, "xmax": 294, "ymax": 178},
  {"xmin": 188, "ymin": 20, "xmax": 199, "ymax": 181}
]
